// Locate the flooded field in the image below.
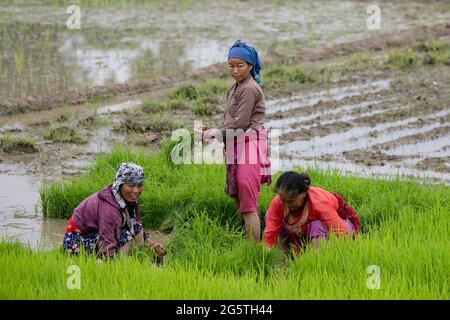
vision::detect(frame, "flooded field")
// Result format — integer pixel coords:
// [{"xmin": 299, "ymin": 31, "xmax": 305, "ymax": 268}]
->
[
  {"xmin": 0, "ymin": 174, "xmax": 66, "ymax": 249},
  {"xmin": 1, "ymin": 0, "xmax": 450, "ymax": 248},
  {"xmin": 1, "ymin": 0, "xmax": 450, "ymax": 100},
  {"xmin": 266, "ymin": 72, "xmax": 450, "ymax": 182}
]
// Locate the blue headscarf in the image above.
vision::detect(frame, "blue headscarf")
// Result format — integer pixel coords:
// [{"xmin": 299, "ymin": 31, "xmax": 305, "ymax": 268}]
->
[{"xmin": 228, "ymin": 40, "xmax": 262, "ymax": 84}]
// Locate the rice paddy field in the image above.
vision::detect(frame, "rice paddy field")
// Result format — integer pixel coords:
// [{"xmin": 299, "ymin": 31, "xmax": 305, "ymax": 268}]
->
[
  {"xmin": 0, "ymin": 0, "xmax": 449, "ymax": 301},
  {"xmin": 1, "ymin": 148, "xmax": 449, "ymax": 299}
]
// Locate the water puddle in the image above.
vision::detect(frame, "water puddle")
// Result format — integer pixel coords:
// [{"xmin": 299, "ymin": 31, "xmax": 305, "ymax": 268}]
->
[
  {"xmin": 279, "ymin": 106, "xmax": 450, "ymax": 156},
  {"xmin": 0, "ymin": 173, "xmax": 172, "ymax": 250},
  {"xmin": 282, "ymin": 123, "xmax": 442, "ymax": 157},
  {"xmin": 87, "ymin": 127, "xmax": 114, "ymax": 154},
  {"xmin": 267, "ymin": 100, "xmax": 382, "ymax": 128},
  {"xmin": 60, "ymin": 34, "xmax": 226, "ymax": 87},
  {"xmin": 97, "ymin": 99, "xmax": 142, "ymax": 114},
  {"xmin": 385, "ymin": 134, "xmax": 450, "ymax": 157},
  {"xmin": 0, "ymin": 174, "xmax": 66, "ymax": 250},
  {"xmin": 266, "ymin": 80, "xmax": 390, "ymax": 115},
  {"xmin": 278, "ymin": 158, "xmax": 450, "ymax": 185},
  {"xmin": 61, "ymin": 159, "xmax": 92, "ymax": 176}
]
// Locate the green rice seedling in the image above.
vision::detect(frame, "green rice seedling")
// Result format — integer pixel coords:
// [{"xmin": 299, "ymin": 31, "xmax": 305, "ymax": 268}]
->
[
  {"xmin": 386, "ymin": 49, "xmax": 418, "ymax": 68},
  {"xmin": 1, "ymin": 189, "xmax": 448, "ymax": 299},
  {"xmin": 422, "ymin": 51, "xmax": 450, "ymax": 65},
  {"xmin": 195, "ymin": 79, "xmax": 230, "ymax": 98},
  {"xmin": 417, "ymin": 39, "xmax": 450, "ymax": 65},
  {"xmin": 166, "ymin": 98, "xmax": 190, "ymax": 111},
  {"xmin": 168, "ymin": 79, "xmax": 229, "ymax": 114},
  {"xmin": 418, "ymin": 39, "xmax": 450, "ymax": 52},
  {"xmin": 78, "ymin": 114, "xmax": 110, "ymax": 127},
  {"xmin": 57, "ymin": 106, "xmax": 73, "ymax": 122},
  {"xmin": 168, "ymin": 209, "xmax": 284, "ymax": 278},
  {"xmin": 44, "ymin": 125, "xmax": 88, "ymax": 144},
  {"xmin": 41, "ymin": 147, "xmax": 450, "ymax": 234},
  {"xmin": 0, "ymin": 134, "xmax": 40, "ymax": 153},
  {"xmin": 284, "ymin": 203, "xmax": 449, "ymax": 299},
  {"xmin": 141, "ymin": 98, "xmax": 170, "ymax": 113},
  {"xmin": 4, "ymin": 144, "xmax": 447, "ymax": 299},
  {"xmin": 169, "ymin": 83, "xmax": 199, "ymax": 101},
  {"xmin": 264, "ymin": 65, "xmax": 315, "ymax": 84},
  {"xmin": 192, "ymin": 101, "xmax": 216, "ymax": 116},
  {"xmin": 119, "ymin": 112, "xmax": 182, "ymax": 133},
  {"xmin": 345, "ymin": 52, "xmax": 374, "ymax": 69}
]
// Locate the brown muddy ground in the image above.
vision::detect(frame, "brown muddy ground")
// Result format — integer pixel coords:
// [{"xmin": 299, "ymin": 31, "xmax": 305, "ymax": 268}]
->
[
  {"xmin": 1, "ymin": 22, "xmax": 449, "ymax": 182},
  {"xmin": 2, "ymin": 0, "xmax": 450, "ymax": 103},
  {"xmin": 1, "ymin": 2, "xmax": 450, "ymax": 247}
]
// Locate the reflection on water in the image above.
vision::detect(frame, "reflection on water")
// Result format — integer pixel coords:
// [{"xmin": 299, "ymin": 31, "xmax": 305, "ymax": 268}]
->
[
  {"xmin": 0, "ymin": 173, "xmax": 171, "ymax": 250},
  {"xmin": 0, "ymin": 174, "xmax": 66, "ymax": 250},
  {"xmin": 0, "ymin": 20, "xmax": 226, "ymax": 100},
  {"xmin": 278, "ymin": 158, "xmax": 450, "ymax": 185},
  {"xmin": 266, "ymin": 80, "xmax": 391, "ymax": 115},
  {"xmin": 2, "ymin": 0, "xmax": 450, "ymax": 101}
]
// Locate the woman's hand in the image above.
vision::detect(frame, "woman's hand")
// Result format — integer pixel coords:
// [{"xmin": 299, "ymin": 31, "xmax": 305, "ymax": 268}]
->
[
  {"xmin": 284, "ymin": 223, "xmax": 303, "ymax": 235},
  {"xmin": 153, "ymin": 243, "xmax": 166, "ymax": 256},
  {"xmin": 145, "ymin": 240, "xmax": 166, "ymax": 256},
  {"xmin": 194, "ymin": 123, "xmax": 208, "ymax": 134}
]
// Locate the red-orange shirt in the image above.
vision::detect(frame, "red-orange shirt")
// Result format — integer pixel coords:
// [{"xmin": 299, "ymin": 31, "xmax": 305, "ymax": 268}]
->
[{"xmin": 263, "ymin": 187, "xmax": 351, "ymax": 247}]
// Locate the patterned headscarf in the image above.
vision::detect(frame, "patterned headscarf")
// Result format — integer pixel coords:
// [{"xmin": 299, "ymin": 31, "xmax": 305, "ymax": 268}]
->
[
  {"xmin": 228, "ymin": 40, "xmax": 262, "ymax": 84},
  {"xmin": 112, "ymin": 162, "xmax": 145, "ymax": 208},
  {"xmin": 111, "ymin": 162, "xmax": 144, "ymax": 236}
]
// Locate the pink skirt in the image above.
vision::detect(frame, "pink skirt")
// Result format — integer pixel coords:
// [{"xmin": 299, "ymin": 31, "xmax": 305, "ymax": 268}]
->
[{"xmin": 225, "ymin": 129, "xmax": 271, "ymax": 213}]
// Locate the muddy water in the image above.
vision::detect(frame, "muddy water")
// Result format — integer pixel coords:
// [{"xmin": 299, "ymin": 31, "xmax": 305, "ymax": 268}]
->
[
  {"xmin": 0, "ymin": 173, "xmax": 171, "ymax": 250},
  {"xmin": 2, "ymin": 0, "xmax": 450, "ymax": 248},
  {"xmin": 2, "ymin": 1, "xmax": 450, "ymax": 100},
  {"xmin": 266, "ymin": 80, "xmax": 391, "ymax": 115},
  {"xmin": 0, "ymin": 174, "xmax": 67, "ymax": 249},
  {"xmin": 278, "ymin": 158, "xmax": 450, "ymax": 185},
  {"xmin": 96, "ymin": 99, "xmax": 142, "ymax": 114},
  {"xmin": 266, "ymin": 70, "xmax": 450, "ymax": 183}
]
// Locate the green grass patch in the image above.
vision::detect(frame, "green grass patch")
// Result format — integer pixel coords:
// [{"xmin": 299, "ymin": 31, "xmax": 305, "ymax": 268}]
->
[
  {"xmin": 345, "ymin": 52, "xmax": 374, "ymax": 69},
  {"xmin": 264, "ymin": 65, "xmax": 316, "ymax": 84},
  {"xmin": 2, "ymin": 160, "xmax": 449, "ymax": 298},
  {"xmin": 78, "ymin": 114, "xmax": 110, "ymax": 127},
  {"xmin": 0, "ymin": 134, "xmax": 40, "ymax": 153},
  {"xmin": 0, "ymin": 145, "xmax": 446, "ymax": 299},
  {"xmin": 118, "ymin": 112, "xmax": 182, "ymax": 133},
  {"xmin": 168, "ymin": 79, "xmax": 229, "ymax": 115},
  {"xmin": 141, "ymin": 98, "xmax": 171, "ymax": 113},
  {"xmin": 418, "ymin": 39, "xmax": 450, "ymax": 52},
  {"xmin": 192, "ymin": 101, "xmax": 216, "ymax": 115},
  {"xmin": 40, "ymin": 147, "xmax": 450, "ymax": 234},
  {"xmin": 44, "ymin": 125, "xmax": 88, "ymax": 144},
  {"xmin": 386, "ymin": 49, "xmax": 418, "ymax": 68},
  {"xmin": 169, "ymin": 79, "xmax": 229, "ymax": 102},
  {"xmin": 418, "ymin": 39, "xmax": 450, "ymax": 66},
  {"xmin": 141, "ymin": 97, "xmax": 190, "ymax": 114}
]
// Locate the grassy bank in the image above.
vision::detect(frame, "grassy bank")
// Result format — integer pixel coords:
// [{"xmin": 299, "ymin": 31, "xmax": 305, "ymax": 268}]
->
[
  {"xmin": 1, "ymin": 200, "xmax": 448, "ymax": 299},
  {"xmin": 40, "ymin": 147, "xmax": 449, "ymax": 232},
  {"xmin": 1, "ymin": 147, "xmax": 440, "ymax": 299}
]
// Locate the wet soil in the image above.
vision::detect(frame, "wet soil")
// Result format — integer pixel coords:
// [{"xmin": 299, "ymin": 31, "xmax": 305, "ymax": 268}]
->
[{"xmin": 1, "ymin": 3, "xmax": 450, "ymax": 247}]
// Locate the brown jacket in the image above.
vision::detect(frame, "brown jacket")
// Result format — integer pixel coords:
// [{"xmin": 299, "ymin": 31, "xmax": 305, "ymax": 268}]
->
[{"xmin": 219, "ymin": 74, "xmax": 265, "ymax": 138}]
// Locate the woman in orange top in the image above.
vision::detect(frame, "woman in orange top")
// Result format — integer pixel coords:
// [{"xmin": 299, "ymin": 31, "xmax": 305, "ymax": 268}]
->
[{"xmin": 263, "ymin": 171, "xmax": 360, "ymax": 254}]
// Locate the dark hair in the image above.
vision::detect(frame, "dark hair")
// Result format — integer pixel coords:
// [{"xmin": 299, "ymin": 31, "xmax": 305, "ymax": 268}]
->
[{"xmin": 274, "ymin": 171, "xmax": 311, "ymax": 196}]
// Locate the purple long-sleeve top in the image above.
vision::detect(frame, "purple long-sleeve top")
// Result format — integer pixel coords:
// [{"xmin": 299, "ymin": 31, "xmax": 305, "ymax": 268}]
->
[{"xmin": 72, "ymin": 185, "xmax": 142, "ymax": 258}]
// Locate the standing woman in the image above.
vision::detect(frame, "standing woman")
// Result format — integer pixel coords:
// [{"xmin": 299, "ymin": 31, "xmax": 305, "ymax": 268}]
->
[{"xmin": 202, "ymin": 40, "xmax": 271, "ymax": 241}]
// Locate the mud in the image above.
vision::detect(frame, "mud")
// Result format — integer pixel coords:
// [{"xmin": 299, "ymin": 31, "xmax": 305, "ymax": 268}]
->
[
  {"xmin": 1, "ymin": 3, "xmax": 450, "ymax": 248},
  {"xmin": 1, "ymin": 21, "xmax": 450, "ymax": 115},
  {"xmin": 416, "ymin": 157, "xmax": 450, "ymax": 173}
]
